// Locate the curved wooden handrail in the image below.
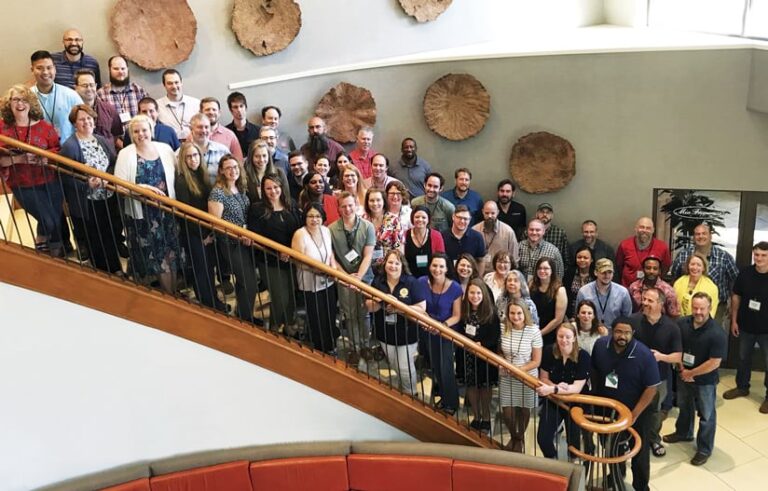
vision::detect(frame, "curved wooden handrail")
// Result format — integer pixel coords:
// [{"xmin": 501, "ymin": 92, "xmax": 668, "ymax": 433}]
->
[{"xmin": 0, "ymin": 134, "xmax": 632, "ymax": 437}]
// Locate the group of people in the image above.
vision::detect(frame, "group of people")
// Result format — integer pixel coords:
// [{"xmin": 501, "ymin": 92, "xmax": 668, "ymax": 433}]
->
[{"xmin": 2, "ymin": 30, "xmax": 768, "ymax": 491}]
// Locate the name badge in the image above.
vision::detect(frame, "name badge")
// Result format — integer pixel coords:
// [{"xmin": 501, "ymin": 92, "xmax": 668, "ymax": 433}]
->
[
  {"xmin": 416, "ymin": 254, "xmax": 428, "ymax": 267},
  {"xmin": 372, "ymin": 248, "xmax": 384, "ymax": 260},
  {"xmin": 749, "ymin": 299, "xmax": 762, "ymax": 311},
  {"xmin": 465, "ymin": 324, "xmax": 478, "ymax": 337},
  {"xmin": 344, "ymin": 249, "xmax": 359, "ymax": 263},
  {"xmin": 636, "ymin": 270, "xmax": 644, "ymax": 279},
  {"xmin": 605, "ymin": 371, "xmax": 619, "ymax": 389},
  {"xmin": 119, "ymin": 112, "xmax": 131, "ymax": 124},
  {"xmin": 683, "ymin": 352, "xmax": 695, "ymax": 367},
  {"xmin": 385, "ymin": 313, "xmax": 397, "ymax": 324}
]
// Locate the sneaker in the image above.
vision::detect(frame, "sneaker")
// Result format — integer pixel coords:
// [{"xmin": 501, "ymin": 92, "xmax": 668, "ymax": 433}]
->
[
  {"xmin": 690, "ymin": 452, "xmax": 709, "ymax": 466},
  {"xmin": 469, "ymin": 419, "xmax": 482, "ymax": 430},
  {"xmin": 760, "ymin": 399, "xmax": 768, "ymax": 414},
  {"xmin": 117, "ymin": 242, "xmax": 130, "ymax": 258},
  {"xmin": 663, "ymin": 433, "xmax": 693, "ymax": 444},
  {"xmin": 723, "ymin": 388, "xmax": 749, "ymax": 400}
]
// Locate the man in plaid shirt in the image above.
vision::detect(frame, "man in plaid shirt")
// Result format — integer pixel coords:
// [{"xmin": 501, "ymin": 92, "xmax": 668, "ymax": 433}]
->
[
  {"xmin": 96, "ymin": 56, "xmax": 148, "ymax": 133},
  {"xmin": 531, "ymin": 202, "xmax": 572, "ymax": 271},
  {"xmin": 518, "ymin": 219, "xmax": 564, "ymax": 281},
  {"xmin": 670, "ymin": 222, "xmax": 738, "ymax": 317}
]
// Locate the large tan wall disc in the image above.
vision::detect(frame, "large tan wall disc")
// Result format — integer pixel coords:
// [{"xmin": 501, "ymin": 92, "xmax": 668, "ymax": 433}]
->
[
  {"xmin": 232, "ymin": 0, "xmax": 302, "ymax": 56},
  {"xmin": 509, "ymin": 132, "xmax": 576, "ymax": 194},
  {"xmin": 314, "ymin": 82, "xmax": 377, "ymax": 144},
  {"xmin": 423, "ymin": 73, "xmax": 490, "ymax": 141},
  {"xmin": 399, "ymin": 0, "xmax": 453, "ymax": 22},
  {"xmin": 110, "ymin": 0, "xmax": 197, "ymax": 71}
]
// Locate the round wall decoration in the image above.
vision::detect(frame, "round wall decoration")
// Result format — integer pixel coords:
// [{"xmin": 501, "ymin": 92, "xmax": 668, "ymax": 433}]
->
[
  {"xmin": 111, "ymin": 0, "xmax": 197, "ymax": 70},
  {"xmin": 314, "ymin": 82, "xmax": 377, "ymax": 144},
  {"xmin": 423, "ymin": 73, "xmax": 490, "ymax": 141},
  {"xmin": 232, "ymin": 0, "xmax": 302, "ymax": 56},
  {"xmin": 399, "ymin": 0, "xmax": 453, "ymax": 22},
  {"xmin": 509, "ymin": 132, "xmax": 576, "ymax": 194}
]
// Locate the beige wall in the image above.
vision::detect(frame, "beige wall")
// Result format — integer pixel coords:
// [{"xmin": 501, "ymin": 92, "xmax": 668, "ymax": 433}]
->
[{"xmin": 3, "ymin": 1, "xmax": 767, "ymax": 245}]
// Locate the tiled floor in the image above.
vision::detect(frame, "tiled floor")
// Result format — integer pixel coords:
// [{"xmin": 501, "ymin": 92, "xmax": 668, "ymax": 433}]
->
[{"xmin": 649, "ymin": 370, "xmax": 768, "ymax": 491}]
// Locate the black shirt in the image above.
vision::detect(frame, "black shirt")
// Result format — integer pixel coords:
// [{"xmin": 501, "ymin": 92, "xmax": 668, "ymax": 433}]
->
[
  {"xmin": 226, "ymin": 120, "xmax": 260, "ymax": 157},
  {"xmin": 496, "ymin": 200, "xmax": 527, "ymax": 240},
  {"xmin": 370, "ymin": 274, "xmax": 423, "ymax": 345},
  {"xmin": 247, "ymin": 203, "xmax": 301, "ymax": 266},
  {"xmin": 677, "ymin": 316, "xmax": 727, "ymax": 385},
  {"xmin": 629, "ymin": 313, "xmax": 682, "ymax": 380},
  {"xmin": 540, "ymin": 347, "xmax": 590, "ymax": 385},
  {"xmin": 733, "ymin": 265, "xmax": 768, "ymax": 334}
]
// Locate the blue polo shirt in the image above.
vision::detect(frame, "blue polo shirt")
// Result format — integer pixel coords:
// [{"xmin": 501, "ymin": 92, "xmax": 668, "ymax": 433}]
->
[
  {"xmin": 442, "ymin": 228, "xmax": 486, "ymax": 263},
  {"xmin": 591, "ymin": 336, "xmax": 660, "ymax": 409},
  {"xmin": 441, "ymin": 187, "xmax": 484, "ymax": 225},
  {"xmin": 123, "ymin": 121, "xmax": 180, "ymax": 151}
]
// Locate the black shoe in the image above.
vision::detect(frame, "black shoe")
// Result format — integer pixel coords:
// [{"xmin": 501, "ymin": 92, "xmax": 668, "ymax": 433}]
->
[
  {"xmin": 691, "ymin": 452, "xmax": 709, "ymax": 466},
  {"xmin": 479, "ymin": 420, "xmax": 491, "ymax": 432},
  {"xmin": 76, "ymin": 245, "xmax": 90, "ymax": 261},
  {"xmin": 469, "ymin": 419, "xmax": 481, "ymax": 430},
  {"xmin": 663, "ymin": 433, "xmax": 694, "ymax": 444},
  {"xmin": 220, "ymin": 278, "xmax": 235, "ymax": 295}
]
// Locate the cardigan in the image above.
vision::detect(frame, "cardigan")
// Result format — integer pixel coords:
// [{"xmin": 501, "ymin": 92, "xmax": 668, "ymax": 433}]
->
[{"xmin": 113, "ymin": 142, "xmax": 176, "ymax": 219}]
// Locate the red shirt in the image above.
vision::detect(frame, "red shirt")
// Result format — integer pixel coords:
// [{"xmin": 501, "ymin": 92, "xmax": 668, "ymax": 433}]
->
[
  {"xmin": 615, "ymin": 236, "xmax": 671, "ymax": 288},
  {"xmin": 0, "ymin": 120, "xmax": 61, "ymax": 188},
  {"xmin": 349, "ymin": 147, "xmax": 376, "ymax": 179}
]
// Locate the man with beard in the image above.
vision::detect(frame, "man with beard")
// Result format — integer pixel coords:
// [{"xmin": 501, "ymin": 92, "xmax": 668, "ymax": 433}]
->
[
  {"xmin": 123, "ymin": 97, "xmax": 180, "ymax": 150},
  {"xmin": 630, "ymin": 287, "xmax": 682, "ymax": 459},
  {"xmin": 200, "ymin": 97, "xmax": 242, "ymax": 162},
  {"xmin": 52, "ymin": 29, "xmax": 101, "ymax": 89},
  {"xmin": 442, "ymin": 168, "xmax": 483, "ymax": 226},
  {"xmin": 259, "ymin": 126, "xmax": 289, "ymax": 176},
  {"xmin": 30, "ymin": 51, "xmax": 83, "ymax": 144},
  {"xmin": 187, "ymin": 113, "xmax": 229, "ymax": 185},
  {"xmin": 528, "ymin": 202, "xmax": 571, "ymax": 271},
  {"xmin": 365, "ymin": 153, "xmax": 399, "ymax": 190},
  {"xmin": 389, "ymin": 137, "xmax": 431, "ymax": 198},
  {"xmin": 300, "ymin": 172, "xmax": 338, "ymax": 224},
  {"xmin": 97, "ymin": 56, "xmax": 148, "ymax": 124},
  {"xmin": 287, "ymin": 151, "xmax": 310, "ymax": 202},
  {"xmin": 442, "ymin": 205, "xmax": 485, "ymax": 264},
  {"xmin": 577, "ymin": 258, "xmax": 633, "ymax": 328},
  {"xmin": 410, "ymin": 172, "xmax": 454, "ymax": 233},
  {"xmin": 156, "ymin": 69, "xmax": 200, "ymax": 141},
  {"xmin": 570, "ymin": 219, "xmax": 615, "ymax": 264},
  {"xmin": 300, "ymin": 116, "xmax": 343, "ymax": 166},
  {"xmin": 349, "ymin": 126, "xmax": 376, "ymax": 179},
  {"xmin": 629, "ymin": 256, "xmax": 680, "ymax": 316},
  {"xmin": 591, "ymin": 317, "xmax": 660, "ymax": 491},
  {"xmin": 73, "ymin": 70, "xmax": 122, "ymax": 150},
  {"xmin": 472, "ymin": 200, "xmax": 518, "ymax": 275},
  {"xmin": 262, "ymin": 105, "xmax": 294, "ymax": 154},
  {"xmin": 616, "ymin": 217, "xmax": 671, "ymax": 287},
  {"xmin": 495, "ymin": 179, "xmax": 527, "ymax": 240},
  {"xmin": 226, "ymin": 92, "xmax": 260, "ymax": 157},
  {"xmin": 517, "ymin": 219, "xmax": 564, "ymax": 280},
  {"xmin": 664, "ymin": 292, "xmax": 727, "ymax": 466}
]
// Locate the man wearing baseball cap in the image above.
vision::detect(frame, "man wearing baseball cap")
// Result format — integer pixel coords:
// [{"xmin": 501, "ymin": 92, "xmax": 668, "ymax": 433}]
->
[{"xmin": 576, "ymin": 258, "xmax": 633, "ymax": 328}]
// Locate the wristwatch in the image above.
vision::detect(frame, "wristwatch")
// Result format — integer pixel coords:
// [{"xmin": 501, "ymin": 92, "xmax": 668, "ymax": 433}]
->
[{"xmin": 554, "ymin": 386, "xmax": 559, "ymax": 394}]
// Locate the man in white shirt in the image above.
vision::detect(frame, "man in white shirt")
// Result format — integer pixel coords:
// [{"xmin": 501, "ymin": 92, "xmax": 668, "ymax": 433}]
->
[{"xmin": 156, "ymin": 69, "xmax": 200, "ymax": 141}]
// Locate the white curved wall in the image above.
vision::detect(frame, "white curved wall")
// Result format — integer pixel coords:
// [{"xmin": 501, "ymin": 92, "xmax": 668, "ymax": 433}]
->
[{"xmin": 0, "ymin": 282, "xmax": 412, "ymax": 491}]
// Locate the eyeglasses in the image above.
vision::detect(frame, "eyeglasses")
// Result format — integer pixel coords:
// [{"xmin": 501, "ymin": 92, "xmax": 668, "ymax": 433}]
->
[
  {"xmin": 10, "ymin": 98, "xmax": 28, "ymax": 104},
  {"xmin": 387, "ymin": 192, "xmax": 402, "ymax": 197}
]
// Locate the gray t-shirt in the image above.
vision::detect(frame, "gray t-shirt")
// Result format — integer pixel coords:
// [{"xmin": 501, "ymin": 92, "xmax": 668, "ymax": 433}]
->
[{"xmin": 329, "ymin": 216, "xmax": 376, "ymax": 283}]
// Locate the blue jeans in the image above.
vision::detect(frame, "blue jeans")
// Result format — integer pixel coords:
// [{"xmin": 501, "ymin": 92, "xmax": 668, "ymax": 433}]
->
[
  {"xmin": 11, "ymin": 181, "xmax": 63, "ymax": 249},
  {"xmin": 735, "ymin": 332, "xmax": 768, "ymax": 398},
  {"xmin": 675, "ymin": 381, "xmax": 717, "ymax": 456}
]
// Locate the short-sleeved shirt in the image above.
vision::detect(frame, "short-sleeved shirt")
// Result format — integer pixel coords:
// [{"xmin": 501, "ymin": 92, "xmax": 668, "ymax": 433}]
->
[
  {"xmin": 517, "ymin": 239, "xmax": 564, "ymax": 280},
  {"xmin": 629, "ymin": 313, "xmax": 682, "ymax": 380},
  {"xmin": 417, "ymin": 276, "xmax": 463, "ymax": 323},
  {"xmin": 441, "ymin": 188, "xmax": 484, "ymax": 225},
  {"xmin": 226, "ymin": 120, "xmax": 260, "ymax": 157},
  {"xmin": 591, "ymin": 337, "xmax": 661, "ymax": 409},
  {"xmin": 733, "ymin": 265, "xmax": 768, "ymax": 334},
  {"xmin": 410, "ymin": 195, "xmax": 454, "ymax": 233},
  {"xmin": 628, "ymin": 278, "xmax": 680, "ymax": 317},
  {"xmin": 31, "ymin": 83, "xmax": 83, "ymax": 144},
  {"xmin": 390, "ymin": 156, "xmax": 431, "ymax": 197},
  {"xmin": 208, "ymin": 186, "xmax": 249, "ymax": 228},
  {"xmin": 677, "ymin": 316, "xmax": 727, "ymax": 385},
  {"xmin": 442, "ymin": 228, "xmax": 486, "ymax": 262},
  {"xmin": 540, "ymin": 347, "xmax": 591, "ymax": 385},
  {"xmin": 329, "ymin": 216, "xmax": 376, "ymax": 282},
  {"xmin": 500, "ymin": 325, "xmax": 543, "ymax": 377},
  {"xmin": 615, "ymin": 237, "xmax": 672, "ymax": 288},
  {"xmin": 52, "ymin": 51, "xmax": 101, "ymax": 89},
  {"xmin": 371, "ymin": 274, "xmax": 424, "ymax": 345},
  {"xmin": 97, "ymin": 82, "xmax": 148, "ymax": 119},
  {"xmin": 670, "ymin": 245, "xmax": 738, "ymax": 303},
  {"xmin": 496, "ymin": 200, "xmax": 527, "ymax": 240},
  {"xmin": 156, "ymin": 95, "xmax": 201, "ymax": 140}
]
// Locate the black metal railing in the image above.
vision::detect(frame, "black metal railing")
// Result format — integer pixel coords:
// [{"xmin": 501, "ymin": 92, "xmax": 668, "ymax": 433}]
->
[{"xmin": 0, "ymin": 134, "xmax": 639, "ymax": 489}]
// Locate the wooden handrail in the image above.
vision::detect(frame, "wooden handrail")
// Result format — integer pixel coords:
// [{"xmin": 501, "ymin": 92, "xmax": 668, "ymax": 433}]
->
[{"xmin": 0, "ymin": 134, "xmax": 633, "ymax": 437}]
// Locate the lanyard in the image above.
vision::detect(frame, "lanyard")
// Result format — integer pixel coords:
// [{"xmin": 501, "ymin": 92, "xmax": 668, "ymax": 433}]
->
[
  {"xmin": 37, "ymin": 86, "xmax": 57, "ymax": 124},
  {"xmin": 167, "ymin": 100, "xmax": 187, "ymax": 129},
  {"xmin": 594, "ymin": 283, "xmax": 612, "ymax": 318}
]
